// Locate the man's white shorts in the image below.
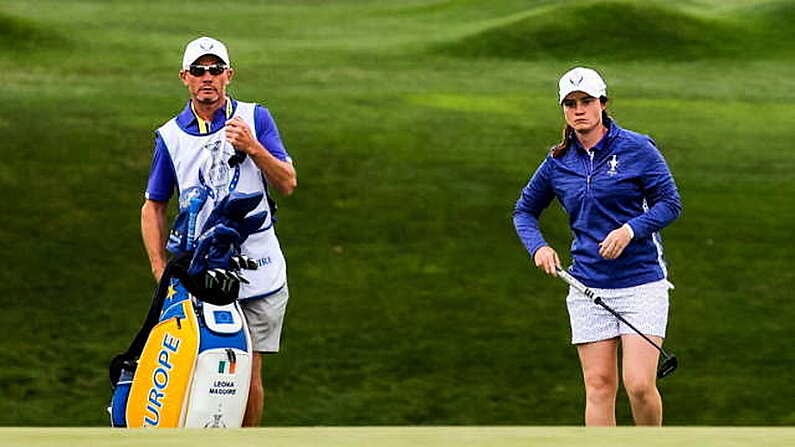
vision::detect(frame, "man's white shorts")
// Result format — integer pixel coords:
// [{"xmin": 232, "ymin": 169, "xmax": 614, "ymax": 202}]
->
[
  {"xmin": 240, "ymin": 284, "xmax": 289, "ymax": 353},
  {"xmin": 566, "ymin": 279, "xmax": 672, "ymax": 345}
]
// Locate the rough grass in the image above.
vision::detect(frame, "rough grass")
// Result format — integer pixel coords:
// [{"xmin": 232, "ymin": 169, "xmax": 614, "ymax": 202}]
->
[
  {"xmin": 439, "ymin": 1, "xmax": 787, "ymax": 61},
  {"xmin": 0, "ymin": 11, "xmax": 67, "ymax": 51}
]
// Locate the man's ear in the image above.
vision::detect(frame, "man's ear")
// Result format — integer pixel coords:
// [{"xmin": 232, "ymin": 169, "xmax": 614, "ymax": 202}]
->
[
  {"xmin": 179, "ymin": 70, "xmax": 189, "ymax": 85},
  {"xmin": 226, "ymin": 68, "xmax": 235, "ymax": 84}
]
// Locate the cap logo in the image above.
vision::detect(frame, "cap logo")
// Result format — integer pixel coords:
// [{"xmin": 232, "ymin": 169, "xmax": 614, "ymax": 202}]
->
[
  {"xmin": 570, "ymin": 74, "xmax": 584, "ymax": 86},
  {"xmin": 200, "ymin": 41, "xmax": 214, "ymax": 51}
]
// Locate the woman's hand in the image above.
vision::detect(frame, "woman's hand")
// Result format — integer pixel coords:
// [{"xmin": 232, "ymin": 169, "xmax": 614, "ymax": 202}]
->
[
  {"xmin": 534, "ymin": 246, "xmax": 561, "ymax": 276},
  {"xmin": 599, "ymin": 225, "xmax": 633, "ymax": 260}
]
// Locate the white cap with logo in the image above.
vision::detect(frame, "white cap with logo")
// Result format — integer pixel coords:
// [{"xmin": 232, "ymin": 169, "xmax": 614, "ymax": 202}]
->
[
  {"xmin": 558, "ymin": 67, "xmax": 607, "ymax": 104},
  {"xmin": 182, "ymin": 36, "xmax": 231, "ymax": 70}
]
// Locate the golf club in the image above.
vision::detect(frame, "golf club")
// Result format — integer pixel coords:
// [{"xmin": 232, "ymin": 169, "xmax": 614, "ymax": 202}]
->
[{"xmin": 555, "ymin": 267, "xmax": 678, "ymax": 378}]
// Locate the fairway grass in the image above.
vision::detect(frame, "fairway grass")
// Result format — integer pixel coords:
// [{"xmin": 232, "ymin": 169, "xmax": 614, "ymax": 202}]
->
[
  {"xmin": 1, "ymin": 0, "xmax": 794, "ymax": 427},
  {"xmin": 1, "ymin": 427, "xmax": 792, "ymax": 447}
]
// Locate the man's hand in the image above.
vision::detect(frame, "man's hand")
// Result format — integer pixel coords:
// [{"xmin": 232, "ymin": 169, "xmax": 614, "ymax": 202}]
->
[
  {"xmin": 152, "ymin": 264, "xmax": 166, "ymax": 283},
  {"xmin": 599, "ymin": 225, "xmax": 633, "ymax": 260},
  {"xmin": 225, "ymin": 116, "xmax": 258, "ymax": 154},
  {"xmin": 534, "ymin": 246, "xmax": 561, "ymax": 276},
  {"xmin": 225, "ymin": 116, "xmax": 297, "ymax": 196}
]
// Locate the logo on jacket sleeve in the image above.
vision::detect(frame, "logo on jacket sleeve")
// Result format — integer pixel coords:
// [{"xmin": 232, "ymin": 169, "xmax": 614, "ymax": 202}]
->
[{"xmin": 607, "ymin": 154, "xmax": 619, "ymax": 176}]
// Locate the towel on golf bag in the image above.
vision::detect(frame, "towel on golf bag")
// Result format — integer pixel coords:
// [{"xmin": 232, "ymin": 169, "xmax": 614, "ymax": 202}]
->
[{"xmin": 109, "ymin": 191, "xmax": 267, "ymax": 428}]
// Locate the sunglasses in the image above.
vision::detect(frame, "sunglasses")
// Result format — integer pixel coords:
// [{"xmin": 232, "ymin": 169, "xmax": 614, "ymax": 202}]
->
[{"xmin": 187, "ymin": 64, "xmax": 228, "ymax": 77}]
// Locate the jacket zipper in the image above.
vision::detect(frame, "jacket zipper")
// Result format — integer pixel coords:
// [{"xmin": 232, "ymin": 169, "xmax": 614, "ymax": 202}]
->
[{"xmin": 586, "ymin": 150, "xmax": 594, "ymax": 192}]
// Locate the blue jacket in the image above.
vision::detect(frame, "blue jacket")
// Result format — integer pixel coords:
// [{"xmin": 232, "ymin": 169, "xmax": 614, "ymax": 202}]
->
[{"xmin": 513, "ymin": 121, "xmax": 682, "ymax": 289}]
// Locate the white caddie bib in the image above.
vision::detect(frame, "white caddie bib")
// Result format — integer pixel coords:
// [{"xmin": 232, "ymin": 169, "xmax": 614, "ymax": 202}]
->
[{"xmin": 158, "ymin": 101, "xmax": 287, "ymax": 298}]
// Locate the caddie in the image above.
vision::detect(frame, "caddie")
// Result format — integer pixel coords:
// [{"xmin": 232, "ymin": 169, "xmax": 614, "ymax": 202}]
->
[{"xmin": 141, "ymin": 36, "xmax": 297, "ymax": 426}]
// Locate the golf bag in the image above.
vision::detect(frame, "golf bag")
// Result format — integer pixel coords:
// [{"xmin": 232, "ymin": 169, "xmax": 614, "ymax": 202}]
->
[{"xmin": 109, "ymin": 191, "xmax": 268, "ymax": 428}]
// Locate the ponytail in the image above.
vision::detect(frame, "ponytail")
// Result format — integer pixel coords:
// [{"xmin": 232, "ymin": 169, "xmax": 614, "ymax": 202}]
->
[{"xmin": 551, "ymin": 125, "xmax": 576, "ymax": 158}]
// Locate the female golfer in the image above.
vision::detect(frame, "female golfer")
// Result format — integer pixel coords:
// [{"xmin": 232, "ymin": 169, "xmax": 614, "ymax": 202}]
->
[{"xmin": 513, "ymin": 67, "xmax": 681, "ymax": 426}]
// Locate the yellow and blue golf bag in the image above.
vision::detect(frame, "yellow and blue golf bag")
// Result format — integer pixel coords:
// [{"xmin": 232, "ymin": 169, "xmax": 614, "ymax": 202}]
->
[{"xmin": 109, "ymin": 191, "xmax": 266, "ymax": 428}]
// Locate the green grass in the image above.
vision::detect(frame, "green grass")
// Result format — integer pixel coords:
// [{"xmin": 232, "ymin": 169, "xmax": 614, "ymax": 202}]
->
[
  {"xmin": 0, "ymin": 0, "xmax": 793, "ymax": 426},
  {"xmin": 1, "ymin": 427, "xmax": 794, "ymax": 447},
  {"xmin": 440, "ymin": 1, "xmax": 750, "ymax": 61}
]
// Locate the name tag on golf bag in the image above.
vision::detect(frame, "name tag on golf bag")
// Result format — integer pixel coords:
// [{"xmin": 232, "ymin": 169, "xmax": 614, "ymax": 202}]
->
[
  {"xmin": 183, "ymin": 301, "xmax": 252, "ymax": 428},
  {"xmin": 109, "ymin": 278, "xmax": 252, "ymax": 428}
]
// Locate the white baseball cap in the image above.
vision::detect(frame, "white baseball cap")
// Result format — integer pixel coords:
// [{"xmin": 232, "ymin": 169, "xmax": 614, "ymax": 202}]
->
[
  {"xmin": 182, "ymin": 36, "xmax": 231, "ymax": 70},
  {"xmin": 558, "ymin": 67, "xmax": 607, "ymax": 104}
]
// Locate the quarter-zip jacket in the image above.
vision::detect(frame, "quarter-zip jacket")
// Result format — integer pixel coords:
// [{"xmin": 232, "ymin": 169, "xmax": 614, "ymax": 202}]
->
[{"xmin": 513, "ymin": 121, "xmax": 682, "ymax": 289}]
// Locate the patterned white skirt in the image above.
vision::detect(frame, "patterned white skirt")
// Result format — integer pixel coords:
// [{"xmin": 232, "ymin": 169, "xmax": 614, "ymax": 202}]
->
[{"xmin": 566, "ymin": 279, "xmax": 673, "ymax": 344}]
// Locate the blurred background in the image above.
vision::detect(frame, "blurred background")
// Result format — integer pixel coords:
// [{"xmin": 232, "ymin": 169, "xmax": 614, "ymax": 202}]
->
[{"xmin": 0, "ymin": 0, "xmax": 793, "ymax": 426}]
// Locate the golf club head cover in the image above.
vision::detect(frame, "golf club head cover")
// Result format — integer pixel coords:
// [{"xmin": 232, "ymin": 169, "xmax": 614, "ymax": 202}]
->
[
  {"xmin": 179, "ymin": 191, "xmax": 268, "ymax": 304},
  {"xmin": 201, "ymin": 191, "xmax": 266, "ymax": 234},
  {"xmin": 166, "ymin": 186, "xmax": 210, "ymax": 255},
  {"xmin": 187, "ymin": 223, "xmax": 241, "ymax": 276},
  {"xmin": 178, "ymin": 224, "xmax": 243, "ymax": 305},
  {"xmin": 188, "ymin": 191, "xmax": 268, "ymax": 276}
]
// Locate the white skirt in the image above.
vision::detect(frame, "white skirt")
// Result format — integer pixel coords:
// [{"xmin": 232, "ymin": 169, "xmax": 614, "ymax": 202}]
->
[{"xmin": 566, "ymin": 279, "xmax": 673, "ymax": 344}]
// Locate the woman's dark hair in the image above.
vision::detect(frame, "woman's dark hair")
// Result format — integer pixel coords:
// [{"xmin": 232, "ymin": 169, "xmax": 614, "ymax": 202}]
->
[{"xmin": 551, "ymin": 96, "xmax": 610, "ymax": 158}]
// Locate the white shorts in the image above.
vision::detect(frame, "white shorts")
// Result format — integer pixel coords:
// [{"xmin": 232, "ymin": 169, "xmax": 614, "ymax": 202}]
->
[
  {"xmin": 566, "ymin": 279, "xmax": 672, "ymax": 345},
  {"xmin": 240, "ymin": 284, "xmax": 289, "ymax": 353}
]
